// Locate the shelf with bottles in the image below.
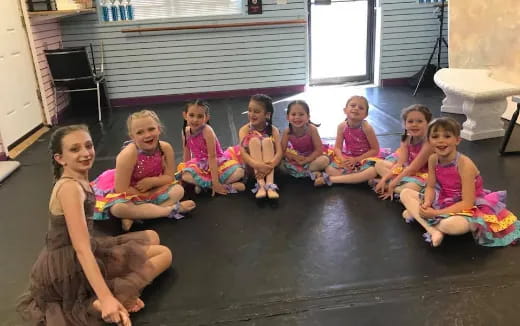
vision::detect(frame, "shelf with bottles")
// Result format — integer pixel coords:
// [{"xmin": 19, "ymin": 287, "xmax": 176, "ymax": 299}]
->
[
  {"xmin": 99, "ymin": 0, "xmax": 134, "ymax": 23},
  {"xmin": 28, "ymin": 8, "xmax": 97, "ymax": 21}
]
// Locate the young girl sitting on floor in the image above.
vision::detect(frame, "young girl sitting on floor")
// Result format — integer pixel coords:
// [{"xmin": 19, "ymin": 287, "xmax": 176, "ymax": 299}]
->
[
  {"xmin": 374, "ymin": 104, "xmax": 433, "ymax": 199},
  {"xmin": 238, "ymin": 94, "xmax": 283, "ymax": 199},
  {"xmin": 18, "ymin": 125, "xmax": 172, "ymax": 325},
  {"xmin": 314, "ymin": 95, "xmax": 385, "ymax": 186},
  {"xmin": 91, "ymin": 110, "xmax": 196, "ymax": 231},
  {"xmin": 177, "ymin": 99, "xmax": 245, "ymax": 196},
  {"xmin": 400, "ymin": 117, "xmax": 520, "ymax": 247},
  {"xmin": 280, "ymin": 100, "xmax": 330, "ymax": 182}
]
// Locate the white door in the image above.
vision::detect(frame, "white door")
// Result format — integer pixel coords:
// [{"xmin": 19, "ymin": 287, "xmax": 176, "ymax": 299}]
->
[{"xmin": 0, "ymin": 0, "xmax": 43, "ymax": 147}]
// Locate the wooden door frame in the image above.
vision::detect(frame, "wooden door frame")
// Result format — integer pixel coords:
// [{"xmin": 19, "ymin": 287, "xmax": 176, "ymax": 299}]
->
[{"xmin": 18, "ymin": 0, "xmax": 52, "ymax": 125}]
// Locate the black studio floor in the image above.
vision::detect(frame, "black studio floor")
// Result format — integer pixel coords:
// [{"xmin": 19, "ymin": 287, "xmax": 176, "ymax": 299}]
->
[{"xmin": 2, "ymin": 85, "xmax": 520, "ymax": 325}]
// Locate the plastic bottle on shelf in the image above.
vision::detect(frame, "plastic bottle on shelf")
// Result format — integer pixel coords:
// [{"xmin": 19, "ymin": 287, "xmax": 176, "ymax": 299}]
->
[
  {"xmin": 110, "ymin": 0, "xmax": 119, "ymax": 21},
  {"xmin": 126, "ymin": 0, "xmax": 134, "ymax": 20},
  {"xmin": 119, "ymin": 0, "xmax": 127, "ymax": 20},
  {"xmin": 101, "ymin": 0, "xmax": 110, "ymax": 22}
]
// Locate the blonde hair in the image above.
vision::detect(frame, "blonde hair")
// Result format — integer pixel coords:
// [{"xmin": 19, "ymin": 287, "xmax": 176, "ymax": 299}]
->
[
  {"xmin": 126, "ymin": 109, "xmax": 164, "ymax": 137},
  {"xmin": 346, "ymin": 95, "xmax": 369, "ymax": 112}
]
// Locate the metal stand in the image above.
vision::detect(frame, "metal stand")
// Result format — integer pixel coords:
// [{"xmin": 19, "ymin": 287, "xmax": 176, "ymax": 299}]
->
[
  {"xmin": 499, "ymin": 96, "xmax": 520, "ymax": 155},
  {"xmin": 413, "ymin": 0, "xmax": 448, "ymax": 96}
]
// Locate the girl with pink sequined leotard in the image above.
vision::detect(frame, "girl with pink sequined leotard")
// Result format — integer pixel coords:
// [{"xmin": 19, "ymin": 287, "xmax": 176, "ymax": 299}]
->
[
  {"xmin": 281, "ymin": 100, "xmax": 330, "ymax": 180},
  {"xmin": 91, "ymin": 110, "xmax": 196, "ymax": 231},
  {"xmin": 400, "ymin": 117, "xmax": 520, "ymax": 247},
  {"xmin": 238, "ymin": 94, "xmax": 283, "ymax": 199},
  {"xmin": 373, "ymin": 104, "xmax": 433, "ymax": 200},
  {"xmin": 315, "ymin": 96, "xmax": 388, "ymax": 187},
  {"xmin": 177, "ymin": 100, "xmax": 245, "ymax": 196}
]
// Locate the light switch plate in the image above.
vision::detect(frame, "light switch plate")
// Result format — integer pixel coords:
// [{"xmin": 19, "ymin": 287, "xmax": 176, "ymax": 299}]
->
[{"xmin": 277, "ymin": 0, "xmax": 288, "ymax": 4}]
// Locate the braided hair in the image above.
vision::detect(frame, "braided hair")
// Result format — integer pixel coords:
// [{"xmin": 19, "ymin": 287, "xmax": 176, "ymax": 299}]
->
[
  {"xmin": 286, "ymin": 100, "xmax": 321, "ymax": 134},
  {"xmin": 182, "ymin": 99, "xmax": 210, "ymax": 145},
  {"xmin": 250, "ymin": 94, "xmax": 274, "ymax": 136},
  {"xmin": 49, "ymin": 124, "xmax": 89, "ymax": 180},
  {"xmin": 400, "ymin": 104, "xmax": 432, "ymax": 141}
]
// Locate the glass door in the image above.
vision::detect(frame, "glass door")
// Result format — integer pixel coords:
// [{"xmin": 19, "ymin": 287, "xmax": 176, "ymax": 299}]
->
[{"xmin": 308, "ymin": 0, "xmax": 376, "ymax": 85}]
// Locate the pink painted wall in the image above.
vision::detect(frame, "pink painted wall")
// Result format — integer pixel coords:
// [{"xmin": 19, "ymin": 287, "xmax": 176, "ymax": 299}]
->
[{"xmin": 30, "ymin": 18, "xmax": 70, "ymax": 124}]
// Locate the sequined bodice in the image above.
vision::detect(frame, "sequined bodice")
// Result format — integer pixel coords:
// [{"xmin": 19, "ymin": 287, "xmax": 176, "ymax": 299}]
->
[
  {"xmin": 342, "ymin": 121, "xmax": 370, "ymax": 157},
  {"xmin": 288, "ymin": 131, "xmax": 314, "ymax": 156},
  {"xmin": 130, "ymin": 147, "xmax": 163, "ymax": 186},
  {"xmin": 407, "ymin": 137, "xmax": 428, "ymax": 173},
  {"xmin": 435, "ymin": 153, "xmax": 484, "ymax": 209},
  {"xmin": 186, "ymin": 125, "xmax": 224, "ymax": 160}
]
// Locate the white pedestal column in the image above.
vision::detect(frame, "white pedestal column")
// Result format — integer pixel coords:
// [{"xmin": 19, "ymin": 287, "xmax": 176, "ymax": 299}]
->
[{"xmin": 460, "ymin": 98, "xmax": 507, "ymax": 141}]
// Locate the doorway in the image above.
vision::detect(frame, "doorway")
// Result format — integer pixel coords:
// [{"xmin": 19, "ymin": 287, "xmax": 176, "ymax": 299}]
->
[
  {"xmin": 308, "ymin": 0, "xmax": 376, "ymax": 85},
  {"xmin": 0, "ymin": 0, "xmax": 44, "ymax": 148}
]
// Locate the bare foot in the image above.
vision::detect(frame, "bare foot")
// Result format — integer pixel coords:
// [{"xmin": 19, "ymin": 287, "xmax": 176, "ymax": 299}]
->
[
  {"xmin": 179, "ymin": 200, "xmax": 196, "ymax": 213},
  {"xmin": 92, "ymin": 299, "xmax": 101, "ymax": 313},
  {"xmin": 128, "ymin": 298, "xmax": 145, "ymax": 313},
  {"xmin": 430, "ymin": 229, "xmax": 444, "ymax": 247},
  {"xmin": 314, "ymin": 176, "xmax": 326, "ymax": 187},
  {"xmin": 121, "ymin": 219, "xmax": 134, "ymax": 232},
  {"xmin": 231, "ymin": 182, "xmax": 246, "ymax": 192}
]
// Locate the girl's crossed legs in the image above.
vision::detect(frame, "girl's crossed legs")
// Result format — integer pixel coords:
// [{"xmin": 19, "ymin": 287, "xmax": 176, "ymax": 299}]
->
[
  {"xmin": 110, "ymin": 184, "xmax": 196, "ymax": 231},
  {"xmin": 400, "ymin": 188, "xmax": 471, "ymax": 247}
]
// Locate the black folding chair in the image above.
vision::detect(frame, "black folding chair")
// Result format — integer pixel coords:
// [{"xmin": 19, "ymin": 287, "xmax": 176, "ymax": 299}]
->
[{"xmin": 45, "ymin": 44, "xmax": 111, "ymax": 122}]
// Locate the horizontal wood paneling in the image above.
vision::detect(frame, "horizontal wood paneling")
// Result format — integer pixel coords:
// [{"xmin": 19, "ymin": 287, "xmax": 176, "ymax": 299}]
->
[
  {"xmin": 59, "ymin": 0, "xmax": 307, "ymax": 101},
  {"xmin": 380, "ymin": 0, "xmax": 448, "ymax": 80}
]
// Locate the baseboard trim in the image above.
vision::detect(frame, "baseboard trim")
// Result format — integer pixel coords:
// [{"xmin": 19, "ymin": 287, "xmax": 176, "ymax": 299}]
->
[{"xmin": 111, "ymin": 85, "xmax": 306, "ymax": 107}]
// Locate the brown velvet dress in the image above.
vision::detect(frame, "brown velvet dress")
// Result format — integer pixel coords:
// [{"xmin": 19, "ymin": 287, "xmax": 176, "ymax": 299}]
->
[{"xmin": 17, "ymin": 177, "xmax": 152, "ymax": 325}]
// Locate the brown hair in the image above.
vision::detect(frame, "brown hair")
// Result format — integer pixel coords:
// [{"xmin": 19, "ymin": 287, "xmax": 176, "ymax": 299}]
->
[
  {"xmin": 250, "ymin": 94, "xmax": 274, "ymax": 136},
  {"xmin": 182, "ymin": 99, "xmax": 210, "ymax": 145},
  {"xmin": 346, "ymin": 95, "xmax": 369, "ymax": 112},
  {"xmin": 401, "ymin": 104, "xmax": 433, "ymax": 141},
  {"xmin": 286, "ymin": 100, "xmax": 320, "ymax": 133},
  {"xmin": 427, "ymin": 117, "xmax": 461, "ymax": 138},
  {"xmin": 49, "ymin": 124, "xmax": 89, "ymax": 180}
]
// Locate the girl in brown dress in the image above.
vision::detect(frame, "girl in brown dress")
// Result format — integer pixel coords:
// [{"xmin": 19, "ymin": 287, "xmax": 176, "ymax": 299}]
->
[{"xmin": 17, "ymin": 125, "xmax": 173, "ymax": 325}]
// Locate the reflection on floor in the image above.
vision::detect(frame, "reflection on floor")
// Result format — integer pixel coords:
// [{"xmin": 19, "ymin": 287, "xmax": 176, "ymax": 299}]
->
[{"xmin": 2, "ymin": 85, "xmax": 520, "ymax": 325}]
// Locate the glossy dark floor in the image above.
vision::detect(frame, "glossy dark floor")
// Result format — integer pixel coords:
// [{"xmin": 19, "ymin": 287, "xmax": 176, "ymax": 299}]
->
[{"xmin": 2, "ymin": 85, "xmax": 520, "ymax": 325}]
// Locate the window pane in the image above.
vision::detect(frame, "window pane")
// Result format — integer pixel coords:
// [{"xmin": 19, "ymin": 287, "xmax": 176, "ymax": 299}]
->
[{"xmin": 131, "ymin": 0, "xmax": 243, "ymax": 20}]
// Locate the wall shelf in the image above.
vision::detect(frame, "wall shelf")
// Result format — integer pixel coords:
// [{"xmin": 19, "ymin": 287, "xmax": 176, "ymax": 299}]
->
[{"xmin": 29, "ymin": 8, "xmax": 96, "ymax": 22}]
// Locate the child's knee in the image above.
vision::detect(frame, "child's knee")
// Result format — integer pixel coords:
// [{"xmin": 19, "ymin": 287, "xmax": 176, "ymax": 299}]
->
[
  {"xmin": 261, "ymin": 137, "xmax": 273, "ymax": 148},
  {"xmin": 249, "ymin": 137, "xmax": 261, "ymax": 147},
  {"xmin": 399, "ymin": 188, "xmax": 415, "ymax": 200},
  {"xmin": 312, "ymin": 156, "xmax": 330, "ymax": 170},
  {"xmin": 169, "ymin": 183, "xmax": 185, "ymax": 199},
  {"xmin": 181, "ymin": 172, "xmax": 194, "ymax": 184}
]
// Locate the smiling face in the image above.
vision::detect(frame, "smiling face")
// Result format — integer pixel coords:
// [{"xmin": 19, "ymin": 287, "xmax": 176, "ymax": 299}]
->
[
  {"xmin": 183, "ymin": 104, "xmax": 209, "ymax": 132},
  {"xmin": 129, "ymin": 116, "xmax": 161, "ymax": 152},
  {"xmin": 404, "ymin": 110, "xmax": 428, "ymax": 138},
  {"xmin": 428, "ymin": 127, "xmax": 461, "ymax": 159},
  {"xmin": 54, "ymin": 130, "xmax": 95, "ymax": 175},
  {"xmin": 287, "ymin": 103, "xmax": 309, "ymax": 128},
  {"xmin": 248, "ymin": 99, "xmax": 270, "ymax": 129},
  {"xmin": 344, "ymin": 97, "xmax": 368, "ymax": 123}
]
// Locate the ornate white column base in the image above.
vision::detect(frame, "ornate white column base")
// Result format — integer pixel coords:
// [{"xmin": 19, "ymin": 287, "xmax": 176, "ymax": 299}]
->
[
  {"xmin": 440, "ymin": 92, "xmax": 464, "ymax": 114},
  {"xmin": 460, "ymin": 98, "xmax": 506, "ymax": 141}
]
